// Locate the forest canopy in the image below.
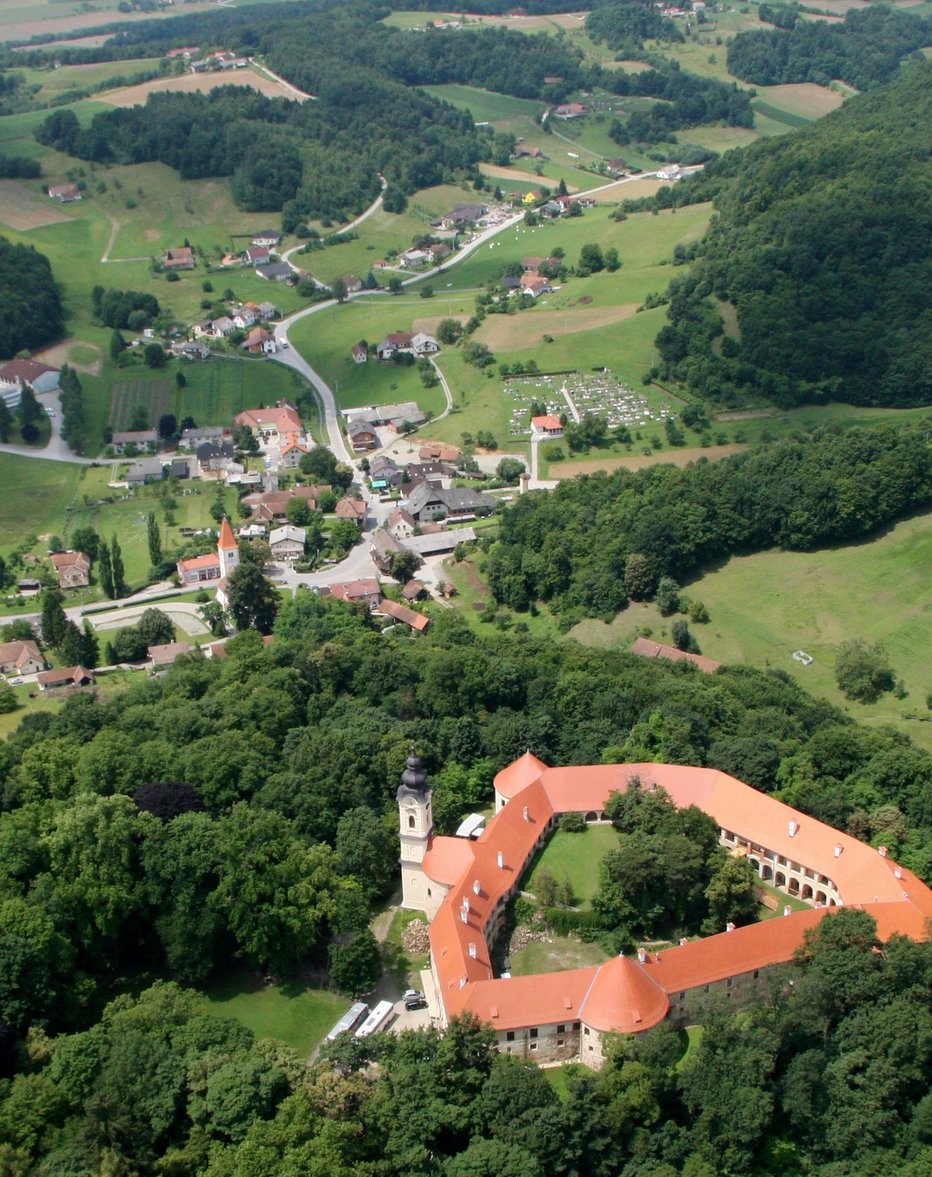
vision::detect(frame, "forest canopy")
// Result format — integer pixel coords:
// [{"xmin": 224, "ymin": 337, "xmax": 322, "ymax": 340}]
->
[
  {"xmin": 727, "ymin": 5, "xmax": 932, "ymax": 89},
  {"xmin": 0, "ymin": 237, "xmax": 64, "ymax": 358},
  {"xmin": 651, "ymin": 62, "xmax": 932, "ymax": 408}
]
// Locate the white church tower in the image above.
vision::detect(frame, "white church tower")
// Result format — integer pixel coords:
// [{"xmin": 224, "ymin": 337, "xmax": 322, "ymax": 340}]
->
[
  {"xmin": 217, "ymin": 516, "xmax": 240, "ymax": 579},
  {"xmin": 397, "ymin": 749, "xmax": 433, "ymax": 912}
]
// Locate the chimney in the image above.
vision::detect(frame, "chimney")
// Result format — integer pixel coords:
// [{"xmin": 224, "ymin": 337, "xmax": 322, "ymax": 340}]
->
[
  {"xmin": 472, "ymin": 879, "xmax": 481, "ymax": 895},
  {"xmin": 460, "ymin": 909, "xmax": 468, "ymax": 924},
  {"xmin": 459, "ymin": 976, "xmax": 467, "ymax": 989},
  {"xmin": 679, "ymin": 937, "xmax": 688, "ymax": 946},
  {"xmin": 788, "ymin": 820, "xmax": 799, "ymax": 838},
  {"xmin": 783, "ymin": 905, "xmax": 793, "ymax": 916},
  {"xmin": 878, "ymin": 846, "xmax": 889, "ymax": 857},
  {"xmin": 497, "ymin": 850, "xmax": 504, "ymax": 869},
  {"xmin": 637, "ymin": 948, "xmax": 647, "ymax": 963},
  {"xmin": 462, "ymin": 898, "xmax": 470, "ymax": 914},
  {"xmin": 523, "ymin": 806, "xmax": 530, "ymax": 823},
  {"xmin": 834, "ymin": 843, "xmax": 843, "ymax": 857},
  {"xmin": 468, "ymin": 943, "xmax": 477, "ymax": 959},
  {"xmin": 726, "ymin": 922, "xmax": 736, "ymax": 933},
  {"xmin": 894, "ymin": 868, "xmax": 903, "ymax": 879}
]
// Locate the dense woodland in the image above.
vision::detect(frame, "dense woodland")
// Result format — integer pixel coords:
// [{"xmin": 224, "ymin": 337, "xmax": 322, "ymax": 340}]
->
[
  {"xmin": 727, "ymin": 5, "xmax": 932, "ymax": 89},
  {"xmin": 0, "ymin": 238, "xmax": 64, "ymax": 359},
  {"xmin": 488, "ymin": 420, "xmax": 930, "ymax": 614},
  {"xmin": 648, "ymin": 63, "xmax": 932, "ymax": 408},
  {"xmin": 1, "ymin": 599, "xmax": 932, "ymax": 1172}
]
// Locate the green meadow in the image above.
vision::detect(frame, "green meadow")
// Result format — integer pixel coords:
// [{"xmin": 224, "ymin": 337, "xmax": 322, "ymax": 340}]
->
[
  {"xmin": 569, "ymin": 512, "xmax": 932, "ymax": 751},
  {"xmin": 0, "ymin": 454, "xmax": 85, "ymax": 555},
  {"xmin": 525, "ymin": 825, "xmax": 621, "ymax": 909}
]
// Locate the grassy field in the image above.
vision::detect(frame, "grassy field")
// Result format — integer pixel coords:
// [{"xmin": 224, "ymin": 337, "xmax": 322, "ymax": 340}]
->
[
  {"xmin": 0, "ymin": 454, "xmax": 85, "ymax": 555},
  {"xmin": 288, "ymin": 298, "xmax": 457, "ymax": 417},
  {"xmin": 13, "ymin": 59, "xmax": 159, "ymax": 103},
  {"xmin": 569, "ymin": 512, "xmax": 932, "ymax": 751},
  {"xmin": 510, "ymin": 935, "xmax": 611, "ymax": 976},
  {"xmin": 423, "ymin": 84, "xmax": 546, "ymax": 124},
  {"xmin": 198, "ymin": 970, "xmax": 347, "ymax": 1059},
  {"xmin": 525, "ymin": 825, "xmax": 621, "ymax": 908}
]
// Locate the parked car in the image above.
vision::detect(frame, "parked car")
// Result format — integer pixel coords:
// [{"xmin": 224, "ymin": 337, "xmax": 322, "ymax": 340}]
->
[{"xmin": 404, "ymin": 996, "xmax": 428, "ymax": 1011}]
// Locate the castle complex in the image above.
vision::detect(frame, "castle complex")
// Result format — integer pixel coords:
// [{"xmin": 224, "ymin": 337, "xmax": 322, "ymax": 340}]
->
[{"xmin": 398, "ymin": 751, "xmax": 932, "ymax": 1067}]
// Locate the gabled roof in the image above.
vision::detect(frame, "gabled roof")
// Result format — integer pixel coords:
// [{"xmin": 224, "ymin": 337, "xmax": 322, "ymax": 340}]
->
[
  {"xmin": 631, "ymin": 636, "xmax": 722, "ymax": 673},
  {"xmin": 0, "ymin": 359, "xmax": 58, "ymax": 385},
  {"xmin": 377, "ymin": 598, "xmax": 430, "ymax": 632},
  {"xmin": 37, "ymin": 665, "xmax": 94, "ymax": 688},
  {"xmin": 50, "ymin": 550, "xmax": 91, "ymax": 573},
  {"xmin": 0, "ymin": 639, "xmax": 43, "ymax": 670}
]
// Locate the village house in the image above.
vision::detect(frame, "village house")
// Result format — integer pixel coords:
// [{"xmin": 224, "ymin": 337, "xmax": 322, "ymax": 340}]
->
[
  {"xmin": 0, "ymin": 639, "xmax": 44, "ymax": 676},
  {"xmin": 242, "ymin": 327, "xmax": 276, "ymax": 354},
  {"xmin": 406, "ymin": 460, "xmax": 456, "ymax": 486},
  {"xmin": 631, "ymin": 636, "xmax": 722, "ymax": 673},
  {"xmin": 520, "ymin": 273, "xmax": 551, "ymax": 297},
  {"xmin": 376, "ymin": 598, "xmax": 430, "ymax": 634},
  {"xmin": 148, "ymin": 642, "xmax": 191, "ymax": 673},
  {"xmin": 348, "ymin": 418, "xmax": 378, "ymax": 452},
  {"xmin": 399, "ymin": 752, "xmax": 932, "ymax": 1069},
  {"xmin": 269, "ymin": 524, "xmax": 306, "ymax": 562},
  {"xmin": 531, "ymin": 413, "xmax": 564, "ymax": 438},
  {"xmin": 37, "ymin": 665, "xmax": 95, "ymax": 691},
  {"xmin": 405, "ymin": 526, "xmax": 477, "ymax": 558},
  {"xmin": 232, "ymin": 307, "xmax": 258, "ymax": 330},
  {"xmin": 196, "ymin": 440, "xmax": 235, "ymax": 474},
  {"xmin": 47, "ymin": 183, "xmax": 81, "ymax": 203},
  {"xmin": 342, "ymin": 275, "xmax": 363, "ymax": 294},
  {"xmin": 242, "ymin": 491, "xmax": 293, "ymax": 523},
  {"xmin": 351, "ymin": 343, "xmax": 368, "ymax": 364},
  {"xmin": 335, "ymin": 496, "xmax": 367, "ymax": 528},
  {"xmin": 348, "ymin": 401, "xmax": 427, "ymax": 429},
  {"xmin": 369, "ymin": 454, "xmax": 403, "ymax": 489},
  {"xmin": 163, "ymin": 247, "xmax": 195, "ymax": 270},
  {"xmin": 403, "ymin": 579, "xmax": 427, "ymax": 601},
  {"xmin": 256, "ymin": 301, "xmax": 279, "ymax": 321},
  {"xmin": 428, "ymin": 242, "xmax": 452, "ymax": 263},
  {"xmin": 376, "ymin": 331, "xmax": 439, "ymax": 359},
  {"xmin": 403, "ymin": 483, "xmax": 495, "ymax": 523},
  {"xmin": 255, "ymin": 262, "xmax": 294, "ymax": 282},
  {"xmin": 252, "ymin": 230, "xmax": 282, "ymax": 248},
  {"xmin": 180, "ymin": 425, "xmax": 231, "ymax": 451},
  {"xmin": 401, "ymin": 249, "xmax": 431, "ymax": 269},
  {"xmin": 206, "ymin": 315, "xmax": 236, "ymax": 338},
  {"xmin": 419, "ymin": 442, "xmax": 461, "ymax": 463},
  {"xmin": 440, "ymin": 203, "xmax": 488, "ymax": 230},
  {"xmin": 279, "ymin": 436, "xmax": 308, "ymax": 468},
  {"xmin": 125, "ymin": 458, "xmax": 164, "ymax": 487},
  {"xmin": 171, "ymin": 340, "xmax": 210, "ymax": 361},
  {"xmin": 370, "ymin": 529, "xmax": 403, "ymax": 573},
  {"xmin": 111, "ymin": 430, "xmax": 158, "ymax": 455},
  {"xmin": 50, "ymin": 550, "xmax": 91, "ymax": 590},
  {"xmin": 0, "ymin": 359, "xmax": 60, "ymax": 407},
  {"xmin": 245, "ymin": 246, "xmax": 270, "ymax": 265},
  {"xmin": 323, "ymin": 578, "xmax": 383, "ymax": 610},
  {"xmin": 553, "ymin": 102, "xmax": 589, "ymax": 118},
  {"xmin": 234, "ymin": 401, "xmax": 302, "ymax": 442}
]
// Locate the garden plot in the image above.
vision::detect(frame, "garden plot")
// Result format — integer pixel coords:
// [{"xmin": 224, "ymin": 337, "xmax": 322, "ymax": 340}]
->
[{"xmin": 504, "ymin": 371, "xmax": 664, "ymax": 437}]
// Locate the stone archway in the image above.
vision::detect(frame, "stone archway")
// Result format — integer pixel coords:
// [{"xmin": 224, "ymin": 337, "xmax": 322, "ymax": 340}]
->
[
  {"xmin": 788, "ymin": 877, "xmax": 800, "ymax": 896},
  {"xmin": 762, "ymin": 864, "xmax": 773, "ymax": 881},
  {"xmin": 775, "ymin": 871, "xmax": 786, "ymax": 888},
  {"xmin": 802, "ymin": 884, "xmax": 813, "ymax": 900}
]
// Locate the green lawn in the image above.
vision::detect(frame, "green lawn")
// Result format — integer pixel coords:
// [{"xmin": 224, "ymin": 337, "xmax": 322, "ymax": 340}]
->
[
  {"xmin": 675, "ymin": 1024, "xmax": 704, "ymax": 1072},
  {"xmin": 0, "ymin": 454, "xmax": 85, "ymax": 556},
  {"xmin": 288, "ymin": 298, "xmax": 453, "ymax": 417},
  {"xmin": 510, "ymin": 935, "xmax": 611, "ymax": 976},
  {"xmin": 15, "ymin": 59, "xmax": 160, "ymax": 102},
  {"xmin": 544, "ymin": 1062, "xmax": 586, "ymax": 1099},
  {"xmin": 198, "ymin": 971, "xmax": 348, "ymax": 1059},
  {"xmin": 570, "ymin": 512, "xmax": 932, "ymax": 752},
  {"xmin": 525, "ymin": 825, "xmax": 621, "ymax": 909},
  {"xmin": 756, "ymin": 879, "xmax": 811, "ymax": 921},
  {"xmin": 422, "ymin": 84, "xmax": 547, "ymax": 125}
]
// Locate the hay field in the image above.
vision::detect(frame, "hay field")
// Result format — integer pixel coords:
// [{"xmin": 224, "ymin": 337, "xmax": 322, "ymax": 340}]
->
[
  {"xmin": 99, "ymin": 69, "xmax": 303, "ymax": 108},
  {"xmin": 762, "ymin": 84, "xmax": 845, "ymax": 118},
  {"xmin": 0, "ymin": 1, "xmax": 219, "ymax": 43},
  {"xmin": 0, "ymin": 180, "xmax": 73, "ymax": 231},
  {"xmin": 590, "ymin": 177, "xmax": 667, "ymax": 201},
  {"xmin": 477, "ymin": 303, "xmax": 639, "ymax": 351}
]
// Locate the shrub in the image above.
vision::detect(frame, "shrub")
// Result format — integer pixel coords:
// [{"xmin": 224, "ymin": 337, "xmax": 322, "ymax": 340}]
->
[{"xmin": 559, "ymin": 812, "xmax": 586, "ymax": 833}]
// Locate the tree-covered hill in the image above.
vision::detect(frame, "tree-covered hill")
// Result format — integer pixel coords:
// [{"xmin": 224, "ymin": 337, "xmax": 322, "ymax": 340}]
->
[
  {"xmin": 727, "ymin": 5, "xmax": 932, "ymax": 90},
  {"xmin": 1, "ymin": 603, "xmax": 932, "ymax": 1171},
  {"xmin": 652, "ymin": 62, "xmax": 932, "ymax": 408}
]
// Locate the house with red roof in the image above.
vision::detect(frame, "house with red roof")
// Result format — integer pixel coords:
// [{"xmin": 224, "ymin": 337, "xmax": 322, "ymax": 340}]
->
[
  {"xmin": 234, "ymin": 400, "xmax": 301, "ymax": 440},
  {"xmin": 530, "ymin": 414, "xmax": 563, "ymax": 438},
  {"xmin": 397, "ymin": 752, "xmax": 932, "ymax": 1068},
  {"xmin": 0, "ymin": 639, "xmax": 44, "ymax": 677},
  {"xmin": 631, "ymin": 636, "xmax": 722, "ymax": 673}
]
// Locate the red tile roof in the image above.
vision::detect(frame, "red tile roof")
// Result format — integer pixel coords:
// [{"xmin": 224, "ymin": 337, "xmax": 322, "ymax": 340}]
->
[
  {"xmin": 531, "ymin": 414, "xmax": 562, "ymax": 431},
  {"xmin": 217, "ymin": 517, "xmax": 238, "ymax": 551},
  {"xmin": 425, "ymin": 757, "xmax": 932, "ymax": 1035},
  {"xmin": 631, "ymin": 636, "xmax": 722, "ymax": 673},
  {"xmin": 377, "ymin": 598, "xmax": 430, "ymax": 632}
]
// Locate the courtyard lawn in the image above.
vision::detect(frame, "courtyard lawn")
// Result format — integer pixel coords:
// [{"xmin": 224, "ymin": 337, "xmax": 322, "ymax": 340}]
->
[
  {"xmin": 525, "ymin": 825, "xmax": 621, "ymax": 909},
  {"xmin": 569, "ymin": 512, "xmax": 932, "ymax": 752},
  {"xmin": 756, "ymin": 880, "xmax": 811, "ymax": 921},
  {"xmin": 199, "ymin": 970, "xmax": 347, "ymax": 1059},
  {"xmin": 510, "ymin": 935, "xmax": 611, "ymax": 976}
]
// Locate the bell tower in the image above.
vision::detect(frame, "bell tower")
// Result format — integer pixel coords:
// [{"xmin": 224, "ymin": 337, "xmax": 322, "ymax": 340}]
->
[{"xmin": 397, "ymin": 749, "xmax": 433, "ymax": 912}]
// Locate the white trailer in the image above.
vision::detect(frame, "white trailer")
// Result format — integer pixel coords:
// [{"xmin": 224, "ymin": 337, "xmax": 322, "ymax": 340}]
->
[{"xmin": 355, "ymin": 999, "xmax": 395, "ymax": 1038}]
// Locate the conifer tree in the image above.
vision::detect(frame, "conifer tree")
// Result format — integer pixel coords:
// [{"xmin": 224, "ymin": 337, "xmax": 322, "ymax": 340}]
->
[
  {"xmin": 110, "ymin": 535, "xmax": 126, "ymax": 598},
  {"xmin": 147, "ymin": 512, "xmax": 161, "ymax": 568},
  {"xmin": 40, "ymin": 587, "xmax": 67, "ymax": 648},
  {"xmin": 98, "ymin": 538, "xmax": 114, "ymax": 599}
]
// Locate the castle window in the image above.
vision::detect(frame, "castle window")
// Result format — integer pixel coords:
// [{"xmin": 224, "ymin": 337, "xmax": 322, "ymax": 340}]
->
[
  {"xmin": 529, "ymin": 1028, "xmax": 538, "ymax": 1039},
  {"xmin": 557, "ymin": 1024, "xmax": 565, "ymax": 1034},
  {"xmin": 753, "ymin": 970, "xmax": 759, "ymax": 980},
  {"xmin": 573, "ymin": 1022, "xmax": 580, "ymax": 1030},
  {"xmin": 408, "ymin": 814, "xmax": 416, "ymax": 829},
  {"xmin": 726, "ymin": 978, "xmax": 733, "ymax": 989},
  {"xmin": 529, "ymin": 1042, "xmax": 538, "ymax": 1052},
  {"xmin": 557, "ymin": 1040, "xmax": 565, "ymax": 1049},
  {"xmin": 506, "ymin": 1031, "xmax": 515, "ymax": 1042},
  {"xmin": 584, "ymin": 1027, "xmax": 590, "ymax": 1036}
]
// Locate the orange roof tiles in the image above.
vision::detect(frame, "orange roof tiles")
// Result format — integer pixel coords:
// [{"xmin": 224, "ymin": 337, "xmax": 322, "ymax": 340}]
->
[
  {"xmin": 426, "ymin": 756, "xmax": 932, "ymax": 1037},
  {"xmin": 579, "ymin": 955, "xmax": 669, "ymax": 1033},
  {"xmin": 217, "ymin": 517, "xmax": 238, "ymax": 551},
  {"xmin": 631, "ymin": 635, "xmax": 722, "ymax": 673},
  {"xmin": 377, "ymin": 598, "xmax": 430, "ymax": 632}
]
